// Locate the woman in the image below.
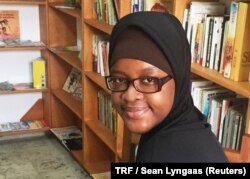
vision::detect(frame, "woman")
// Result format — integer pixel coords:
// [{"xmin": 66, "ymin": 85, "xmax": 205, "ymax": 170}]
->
[{"xmin": 106, "ymin": 11, "xmax": 228, "ymax": 162}]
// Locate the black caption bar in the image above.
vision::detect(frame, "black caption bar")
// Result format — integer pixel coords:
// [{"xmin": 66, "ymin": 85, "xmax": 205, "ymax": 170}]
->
[{"xmin": 111, "ymin": 163, "xmax": 250, "ymax": 178}]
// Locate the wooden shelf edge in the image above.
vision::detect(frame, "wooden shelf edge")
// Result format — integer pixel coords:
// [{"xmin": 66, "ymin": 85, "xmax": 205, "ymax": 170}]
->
[
  {"xmin": 0, "ymin": 126, "xmax": 50, "ymax": 137},
  {"xmin": 84, "ymin": 71, "xmax": 110, "ymax": 93},
  {"xmin": 0, "ymin": 88, "xmax": 48, "ymax": 95},
  {"xmin": 224, "ymin": 134, "xmax": 250, "ymax": 162},
  {"xmin": 85, "ymin": 120, "xmax": 116, "ymax": 153},
  {"xmin": 191, "ymin": 63, "xmax": 250, "ymax": 98},
  {"xmin": 0, "ymin": 46, "xmax": 47, "ymax": 51},
  {"xmin": 50, "ymin": 49, "xmax": 82, "ymax": 71},
  {"xmin": 83, "ymin": 160, "xmax": 110, "ymax": 175},
  {"xmin": 84, "ymin": 19, "xmax": 113, "ymax": 35},
  {"xmin": 49, "ymin": 3, "xmax": 81, "ymax": 18},
  {"xmin": 53, "ymin": 90, "xmax": 82, "ymax": 119},
  {"xmin": 0, "ymin": 0, "xmax": 46, "ymax": 5}
]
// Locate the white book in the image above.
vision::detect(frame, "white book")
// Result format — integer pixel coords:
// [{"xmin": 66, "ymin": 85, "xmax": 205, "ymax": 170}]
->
[
  {"xmin": 209, "ymin": 16, "xmax": 224, "ymax": 70},
  {"xmin": 193, "ymin": 84, "xmax": 220, "ymax": 111},
  {"xmin": 202, "ymin": 16, "xmax": 213, "ymax": 67},
  {"xmin": 208, "ymin": 99, "xmax": 222, "ymax": 136},
  {"xmin": 201, "ymin": 88, "xmax": 233, "ymax": 117},
  {"xmin": 190, "ymin": 79, "xmax": 213, "ymax": 101}
]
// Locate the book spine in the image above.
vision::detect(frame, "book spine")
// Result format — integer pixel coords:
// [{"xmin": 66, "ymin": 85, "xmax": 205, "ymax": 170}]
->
[
  {"xmin": 205, "ymin": 17, "xmax": 214, "ymax": 68},
  {"xmin": 223, "ymin": 1, "xmax": 239, "ymax": 78},
  {"xmin": 230, "ymin": 2, "xmax": 250, "ymax": 82}
]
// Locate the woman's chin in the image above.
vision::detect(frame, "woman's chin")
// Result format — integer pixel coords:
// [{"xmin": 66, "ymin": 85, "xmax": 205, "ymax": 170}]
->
[{"xmin": 125, "ymin": 120, "xmax": 152, "ymax": 134}]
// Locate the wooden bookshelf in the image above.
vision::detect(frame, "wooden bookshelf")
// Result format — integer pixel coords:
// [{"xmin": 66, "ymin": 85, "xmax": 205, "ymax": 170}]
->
[
  {"xmin": 81, "ymin": 0, "xmax": 131, "ymax": 174},
  {"xmin": 173, "ymin": 0, "xmax": 250, "ymax": 162},
  {"xmin": 0, "ymin": 0, "xmax": 50, "ymax": 136}
]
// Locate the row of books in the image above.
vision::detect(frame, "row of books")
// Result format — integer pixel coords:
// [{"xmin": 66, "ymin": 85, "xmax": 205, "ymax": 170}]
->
[
  {"xmin": 190, "ymin": 78, "xmax": 247, "ymax": 151},
  {"xmin": 92, "ymin": 34, "xmax": 110, "ymax": 76},
  {"xmin": 62, "ymin": 67, "xmax": 82, "ymax": 100},
  {"xmin": 50, "ymin": 126, "xmax": 82, "ymax": 151},
  {"xmin": 98, "ymin": 90, "xmax": 118, "ymax": 135},
  {"xmin": 94, "ymin": 0, "xmax": 118, "ymax": 25},
  {"xmin": 0, "ymin": 120, "xmax": 48, "ymax": 133},
  {"xmin": 184, "ymin": 1, "xmax": 250, "ymax": 82}
]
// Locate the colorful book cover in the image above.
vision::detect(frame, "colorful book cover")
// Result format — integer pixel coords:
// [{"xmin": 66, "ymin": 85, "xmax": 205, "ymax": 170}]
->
[
  {"xmin": 230, "ymin": 2, "xmax": 250, "ymax": 82},
  {"xmin": 62, "ymin": 68, "xmax": 82, "ymax": 94},
  {"xmin": 0, "ymin": 10, "xmax": 20, "ymax": 41}
]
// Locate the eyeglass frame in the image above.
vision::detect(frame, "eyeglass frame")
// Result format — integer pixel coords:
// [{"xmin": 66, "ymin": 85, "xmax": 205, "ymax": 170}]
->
[{"xmin": 105, "ymin": 75, "xmax": 172, "ymax": 93}]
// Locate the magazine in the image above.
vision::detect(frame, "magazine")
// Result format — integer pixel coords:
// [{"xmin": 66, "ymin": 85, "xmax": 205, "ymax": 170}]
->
[{"xmin": 50, "ymin": 126, "xmax": 82, "ymax": 151}]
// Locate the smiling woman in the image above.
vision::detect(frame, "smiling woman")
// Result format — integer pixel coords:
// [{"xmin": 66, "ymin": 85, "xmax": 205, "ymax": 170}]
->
[{"xmin": 106, "ymin": 11, "xmax": 228, "ymax": 163}]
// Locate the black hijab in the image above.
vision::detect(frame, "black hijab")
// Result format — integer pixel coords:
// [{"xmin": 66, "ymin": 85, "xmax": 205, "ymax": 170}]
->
[{"xmin": 108, "ymin": 12, "xmax": 228, "ymax": 162}]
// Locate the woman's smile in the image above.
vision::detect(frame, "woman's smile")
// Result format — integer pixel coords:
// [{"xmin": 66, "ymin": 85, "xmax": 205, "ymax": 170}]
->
[{"xmin": 122, "ymin": 106, "xmax": 149, "ymax": 119}]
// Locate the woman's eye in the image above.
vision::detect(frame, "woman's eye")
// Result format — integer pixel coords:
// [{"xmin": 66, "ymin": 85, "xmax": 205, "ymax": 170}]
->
[
  {"xmin": 141, "ymin": 77, "xmax": 158, "ymax": 84},
  {"xmin": 112, "ymin": 78, "xmax": 127, "ymax": 83}
]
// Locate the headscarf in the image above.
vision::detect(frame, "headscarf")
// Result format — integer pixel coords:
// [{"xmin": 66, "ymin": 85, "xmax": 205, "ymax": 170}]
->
[
  {"xmin": 108, "ymin": 11, "xmax": 196, "ymax": 130},
  {"xmin": 109, "ymin": 26, "xmax": 173, "ymax": 76}
]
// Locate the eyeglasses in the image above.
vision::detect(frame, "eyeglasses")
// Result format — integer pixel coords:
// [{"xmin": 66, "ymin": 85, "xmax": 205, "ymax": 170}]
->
[{"xmin": 105, "ymin": 75, "xmax": 172, "ymax": 93}]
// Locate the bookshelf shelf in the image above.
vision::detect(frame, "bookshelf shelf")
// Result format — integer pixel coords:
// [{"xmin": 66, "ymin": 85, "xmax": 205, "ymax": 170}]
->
[
  {"xmin": 84, "ymin": 71, "xmax": 109, "ymax": 93},
  {"xmin": 81, "ymin": 1, "xmax": 132, "ymax": 174},
  {"xmin": 191, "ymin": 63, "xmax": 250, "ymax": 98},
  {"xmin": 84, "ymin": 161, "xmax": 111, "ymax": 175},
  {"xmin": 0, "ymin": 0, "xmax": 46, "ymax": 5},
  {"xmin": 85, "ymin": 120, "xmax": 116, "ymax": 153},
  {"xmin": 50, "ymin": 50, "xmax": 82, "ymax": 71},
  {"xmin": 84, "ymin": 19, "xmax": 113, "ymax": 35},
  {"xmin": 71, "ymin": 150, "xmax": 83, "ymax": 165},
  {"xmin": 50, "ymin": 3, "xmax": 81, "ymax": 18},
  {"xmin": 175, "ymin": 0, "xmax": 250, "ymax": 162},
  {"xmin": 0, "ymin": 127, "xmax": 50, "ymax": 137},
  {"xmin": 53, "ymin": 90, "xmax": 82, "ymax": 119},
  {"xmin": 0, "ymin": 46, "xmax": 47, "ymax": 51},
  {"xmin": 0, "ymin": 88, "xmax": 48, "ymax": 95}
]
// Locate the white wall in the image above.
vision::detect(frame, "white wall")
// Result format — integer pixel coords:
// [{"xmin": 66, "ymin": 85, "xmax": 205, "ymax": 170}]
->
[
  {"xmin": 0, "ymin": 5, "xmax": 42, "ymax": 123},
  {"xmin": 0, "ymin": 5, "xmax": 40, "ymax": 41}
]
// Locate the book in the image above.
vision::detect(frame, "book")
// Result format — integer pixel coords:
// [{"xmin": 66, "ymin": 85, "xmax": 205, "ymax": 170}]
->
[
  {"xmin": 0, "ymin": 10, "xmax": 20, "ymax": 41},
  {"xmin": 209, "ymin": 16, "xmax": 224, "ymax": 70},
  {"xmin": 50, "ymin": 126, "xmax": 82, "ymax": 151},
  {"xmin": 207, "ymin": 93, "xmax": 236, "ymax": 136},
  {"xmin": 186, "ymin": 2, "xmax": 225, "ymax": 47},
  {"xmin": 219, "ymin": 19, "xmax": 229, "ymax": 73},
  {"xmin": 32, "ymin": 58, "xmax": 46, "ymax": 89},
  {"xmin": 62, "ymin": 68, "xmax": 82, "ymax": 94},
  {"xmin": 223, "ymin": 1, "xmax": 239, "ymax": 78},
  {"xmin": 218, "ymin": 97, "xmax": 248, "ymax": 144},
  {"xmin": 50, "ymin": 126, "xmax": 82, "ymax": 141},
  {"xmin": 230, "ymin": 1, "xmax": 250, "ymax": 82}
]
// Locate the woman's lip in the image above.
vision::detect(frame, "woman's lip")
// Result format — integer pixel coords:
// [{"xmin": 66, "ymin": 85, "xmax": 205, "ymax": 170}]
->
[{"xmin": 122, "ymin": 106, "xmax": 149, "ymax": 119}]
